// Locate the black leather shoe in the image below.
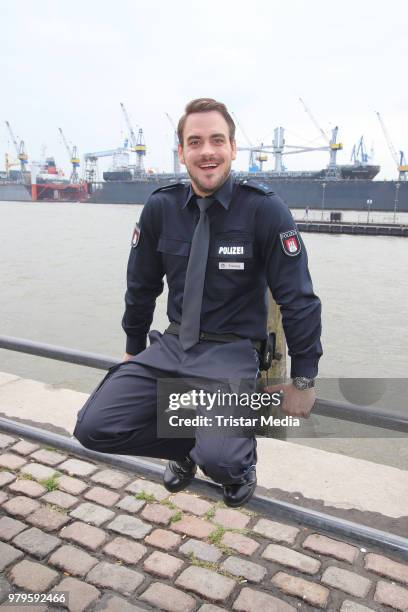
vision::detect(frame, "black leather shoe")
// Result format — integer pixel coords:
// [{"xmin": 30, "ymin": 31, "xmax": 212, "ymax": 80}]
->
[
  {"xmin": 223, "ymin": 466, "xmax": 257, "ymax": 508},
  {"xmin": 163, "ymin": 455, "xmax": 197, "ymax": 493}
]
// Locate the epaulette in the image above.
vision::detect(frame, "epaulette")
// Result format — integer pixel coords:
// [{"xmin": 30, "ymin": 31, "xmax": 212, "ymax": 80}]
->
[
  {"xmin": 151, "ymin": 182, "xmax": 185, "ymax": 195},
  {"xmin": 239, "ymin": 178, "xmax": 275, "ymax": 195}
]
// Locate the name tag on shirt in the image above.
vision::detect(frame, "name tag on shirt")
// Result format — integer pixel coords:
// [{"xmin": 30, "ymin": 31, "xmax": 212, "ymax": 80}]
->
[{"xmin": 219, "ymin": 262, "xmax": 245, "ymax": 270}]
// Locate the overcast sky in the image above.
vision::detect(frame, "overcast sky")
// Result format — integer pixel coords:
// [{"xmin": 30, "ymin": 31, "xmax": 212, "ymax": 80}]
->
[{"xmin": 1, "ymin": 0, "xmax": 407, "ymax": 179}]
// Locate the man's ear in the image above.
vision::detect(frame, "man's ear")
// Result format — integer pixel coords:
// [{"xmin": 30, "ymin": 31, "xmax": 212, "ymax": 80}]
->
[{"xmin": 178, "ymin": 144, "xmax": 185, "ymax": 166}]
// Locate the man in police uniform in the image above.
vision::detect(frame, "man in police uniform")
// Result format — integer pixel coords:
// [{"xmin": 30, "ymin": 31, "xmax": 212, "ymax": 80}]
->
[{"xmin": 74, "ymin": 98, "xmax": 322, "ymax": 508}]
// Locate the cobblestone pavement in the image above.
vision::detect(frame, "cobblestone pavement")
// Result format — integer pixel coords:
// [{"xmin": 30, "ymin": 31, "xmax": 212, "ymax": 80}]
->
[{"xmin": 1, "ymin": 432, "xmax": 408, "ymax": 612}]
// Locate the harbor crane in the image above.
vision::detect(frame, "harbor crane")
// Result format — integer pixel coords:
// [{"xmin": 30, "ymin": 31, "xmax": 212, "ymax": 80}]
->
[
  {"xmin": 350, "ymin": 136, "xmax": 370, "ymax": 165},
  {"xmin": 134, "ymin": 128, "xmax": 146, "ymax": 173},
  {"xmin": 5, "ymin": 121, "xmax": 28, "ymax": 177},
  {"xmin": 58, "ymin": 127, "xmax": 80, "ymax": 183},
  {"xmin": 120, "ymin": 102, "xmax": 146, "ymax": 173},
  {"xmin": 299, "ymin": 98, "xmax": 343, "ymax": 174},
  {"xmin": 232, "ymin": 110, "xmax": 334, "ymax": 173},
  {"xmin": 232, "ymin": 112, "xmax": 268, "ymax": 171},
  {"xmin": 260, "ymin": 126, "xmax": 331, "ymax": 172},
  {"xmin": 83, "ymin": 147, "xmax": 130, "ymax": 182},
  {"xmin": 165, "ymin": 113, "xmax": 181, "ymax": 174},
  {"xmin": 4, "ymin": 153, "xmax": 20, "ymax": 176},
  {"xmin": 375, "ymin": 111, "xmax": 407, "ymax": 181}
]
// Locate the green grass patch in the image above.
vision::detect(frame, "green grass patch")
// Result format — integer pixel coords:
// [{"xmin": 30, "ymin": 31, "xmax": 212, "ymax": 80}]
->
[
  {"xmin": 18, "ymin": 472, "xmax": 35, "ymax": 481},
  {"xmin": 46, "ymin": 503, "xmax": 67, "ymax": 514},
  {"xmin": 205, "ymin": 500, "xmax": 229, "ymax": 521},
  {"xmin": 169, "ymin": 511, "xmax": 182, "ymax": 523},
  {"xmin": 207, "ymin": 525, "xmax": 249, "ymax": 553},
  {"xmin": 208, "ymin": 525, "xmax": 226, "ymax": 545},
  {"xmin": 39, "ymin": 474, "xmax": 60, "ymax": 491},
  {"xmin": 187, "ymin": 552, "xmax": 219, "ymax": 571},
  {"xmin": 217, "ymin": 542, "xmax": 235, "ymax": 555},
  {"xmin": 230, "ymin": 527, "xmax": 250, "ymax": 535},
  {"xmin": 135, "ymin": 490, "xmax": 156, "ymax": 503},
  {"xmin": 187, "ymin": 552, "xmax": 242, "ymax": 580},
  {"xmin": 204, "ymin": 506, "xmax": 216, "ymax": 520},
  {"xmin": 160, "ymin": 499, "xmax": 177, "ymax": 510}
]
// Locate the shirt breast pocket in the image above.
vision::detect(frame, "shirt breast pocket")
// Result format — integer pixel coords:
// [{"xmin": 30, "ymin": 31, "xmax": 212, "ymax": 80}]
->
[
  {"xmin": 208, "ymin": 232, "xmax": 255, "ymax": 293},
  {"xmin": 157, "ymin": 236, "xmax": 191, "ymax": 279}
]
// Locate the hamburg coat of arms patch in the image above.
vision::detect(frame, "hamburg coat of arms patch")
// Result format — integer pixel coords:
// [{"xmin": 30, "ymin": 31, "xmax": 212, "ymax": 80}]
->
[
  {"xmin": 279, "ymin": 229, "xmax": 302, "ymax": 256},
  {"xmin": 131, "ymin": 223, "xmax": 141, "ymax": 248}
]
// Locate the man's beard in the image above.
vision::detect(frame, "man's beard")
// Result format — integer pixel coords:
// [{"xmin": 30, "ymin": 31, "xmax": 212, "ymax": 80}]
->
[{"xmin": 187, "ymin": 163, "xmax": 231, "ymax": 195}]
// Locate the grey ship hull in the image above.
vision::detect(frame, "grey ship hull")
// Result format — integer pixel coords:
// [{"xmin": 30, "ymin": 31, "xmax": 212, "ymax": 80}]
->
[
  {"xmin": 0, "ymin": 182, "xmax": 32, "ymax": 201},
  {"xmin": 88, "ymin": 175, "xmax": 408, "ymax": 212}
]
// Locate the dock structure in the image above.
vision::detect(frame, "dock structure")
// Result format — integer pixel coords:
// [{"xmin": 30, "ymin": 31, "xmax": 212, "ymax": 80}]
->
[
  {"xmin": 0, "ymin": 367, "xmax": 408, "ymax": 610},
  {"xmin": 297, "ymin": 220, "xmax": 408, "ymax": 237}
]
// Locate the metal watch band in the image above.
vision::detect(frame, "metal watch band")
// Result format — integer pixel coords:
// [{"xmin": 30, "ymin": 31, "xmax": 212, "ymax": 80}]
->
[{"xmin": 292, "ymin": 376, "xmax": 315, "ymax": 390}]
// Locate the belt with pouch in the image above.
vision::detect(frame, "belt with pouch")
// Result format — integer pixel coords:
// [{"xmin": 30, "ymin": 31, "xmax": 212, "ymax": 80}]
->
[
  {"xmin": 165, "ymin": 322, "xmax": 279, "ymax": 371},
  {"xmin": 165, "ymin": 322, "xmax": 262, "ymax": 352}
]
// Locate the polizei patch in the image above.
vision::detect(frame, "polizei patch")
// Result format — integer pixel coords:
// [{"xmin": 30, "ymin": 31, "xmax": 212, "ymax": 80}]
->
[
  {"xmin": 218, "ymin": 246, "xmax": 244, "ymax": 255},
  {"xmin": 280, "ymin": 229, "xmax": 301, "ymax": 256},
  {"xmin": 131, "ymin": 223, "xmax": 141, "ymax": 248}
]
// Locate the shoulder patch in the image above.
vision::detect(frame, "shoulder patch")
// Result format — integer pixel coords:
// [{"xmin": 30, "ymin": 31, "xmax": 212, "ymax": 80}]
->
[
  {"xmin": 131, "ymin": 222, "xmax": 141, "ymax": 248},
  {"xmin": 151, "ymin": 182, "xmax": 184, "ymax": 195},
  {"xmin": 239, "ymin": 178, "xmax": 275, "ymax": 195},
  {"xmin": 280, "ymin": 229, "xmax": 302, "ymax": 257}
]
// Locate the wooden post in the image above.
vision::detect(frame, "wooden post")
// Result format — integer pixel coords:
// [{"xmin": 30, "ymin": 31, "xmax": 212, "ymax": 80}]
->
[{"xmin": 259, "ymin": 292, "xmax": 287, "ymax": 439}]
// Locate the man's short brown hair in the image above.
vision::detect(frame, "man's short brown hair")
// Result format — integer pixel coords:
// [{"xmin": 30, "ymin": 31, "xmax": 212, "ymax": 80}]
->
[{"xmin": 177, "ymin": 98, "xmax": 236, "ymax": 145}]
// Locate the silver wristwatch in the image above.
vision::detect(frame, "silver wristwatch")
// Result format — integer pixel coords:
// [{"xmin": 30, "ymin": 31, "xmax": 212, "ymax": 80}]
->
[{"xmin": 292, "ymin": 376, "xmax": 315, "ymax": 390}]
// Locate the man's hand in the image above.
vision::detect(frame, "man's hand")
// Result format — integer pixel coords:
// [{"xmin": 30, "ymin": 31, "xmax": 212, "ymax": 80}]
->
[
  {"xmin": 122, "ymin": 352, "xmax": 135, "ymax": 362},
  {"xmin": 264, "ymin": 382, "xmax": 315, "ymax": 418}
]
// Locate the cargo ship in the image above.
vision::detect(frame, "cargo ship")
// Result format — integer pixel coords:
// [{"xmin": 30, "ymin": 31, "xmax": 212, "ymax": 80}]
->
[
  {"xmin": 83, "ymin": 118, "xmax": 408, "ymax": 211},
  {"xmin": 3, "ymin": 160, "xmax": 407, "ymax": 212},
  {"xmin": 2, "ymin": 131, "xmax": 407, "ymax": 211},
  {"xmin": 0, "ymin": 157, "xmax": 87, "ymax": 202},
  {"xmin": 85, "ymin": 165, "xmax": 408, "ymax": 213}
]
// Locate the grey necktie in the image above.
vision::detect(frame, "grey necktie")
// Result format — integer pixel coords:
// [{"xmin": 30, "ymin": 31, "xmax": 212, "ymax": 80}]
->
[{"xmin": 179, "ymin": 197, "xmax": 214, "ymax": 350}]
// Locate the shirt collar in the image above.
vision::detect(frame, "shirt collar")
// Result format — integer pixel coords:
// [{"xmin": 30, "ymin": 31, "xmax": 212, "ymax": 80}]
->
[{"xmin": 182, "ymin": 173, "xmax": 235, "ymax": 210}]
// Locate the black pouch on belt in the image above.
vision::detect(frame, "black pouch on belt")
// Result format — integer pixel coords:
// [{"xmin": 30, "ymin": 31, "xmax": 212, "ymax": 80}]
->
[{"xmin": 258, "ymin": 332, "xmax": 276, "ymax": 371}]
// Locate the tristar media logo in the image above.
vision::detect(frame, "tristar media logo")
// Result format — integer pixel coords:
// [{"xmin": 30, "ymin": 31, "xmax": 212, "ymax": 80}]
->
[
  {"xmin": 131, "ymin": 223, "xmax": 141, "ymax": 248},
  {"xmin": 279, "ymin": 229, "xmax": 301, "ymax": 256}
]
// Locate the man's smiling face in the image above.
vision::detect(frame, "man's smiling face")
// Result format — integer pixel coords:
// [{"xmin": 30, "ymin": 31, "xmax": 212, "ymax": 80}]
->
[{"xmin": 178, "ymin": 110, "xmax": 237, "ymax": 196}]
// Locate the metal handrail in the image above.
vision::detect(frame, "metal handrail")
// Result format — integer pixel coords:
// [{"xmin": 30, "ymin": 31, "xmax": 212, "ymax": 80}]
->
[
  {"xmin": 0, "ymin": 334, "xmax": 407, "ymax": 433},
  {"xmin": 0, "ymin": 335, "xmax": 117, "ymax": 370},
  {"xmin": 313, "ymin": 398, "xmax": 408, "ymax": 434}
]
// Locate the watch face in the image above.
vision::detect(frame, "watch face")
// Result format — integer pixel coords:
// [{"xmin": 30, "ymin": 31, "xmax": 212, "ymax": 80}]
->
[{"xmin": 294, "ymin": 379, "xmax": 306, "ymax": 390}]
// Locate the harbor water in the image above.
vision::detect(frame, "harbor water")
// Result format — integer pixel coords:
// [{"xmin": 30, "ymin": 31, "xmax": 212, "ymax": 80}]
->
[{"xmin": 1, "ymin": 200, "xmax": 407, "ymax": 468}]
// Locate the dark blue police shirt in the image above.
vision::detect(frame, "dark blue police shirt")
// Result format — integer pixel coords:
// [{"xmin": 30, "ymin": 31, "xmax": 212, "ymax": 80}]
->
[{"xmin": 122, "ymin": 173, "xmax": 322, "ymax": 378}]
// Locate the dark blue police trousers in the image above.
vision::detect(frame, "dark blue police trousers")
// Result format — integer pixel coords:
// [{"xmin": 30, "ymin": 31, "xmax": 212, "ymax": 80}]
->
[{"xmin": 74, "ymin": 330, "xmax": 259, "ymax": 485}]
